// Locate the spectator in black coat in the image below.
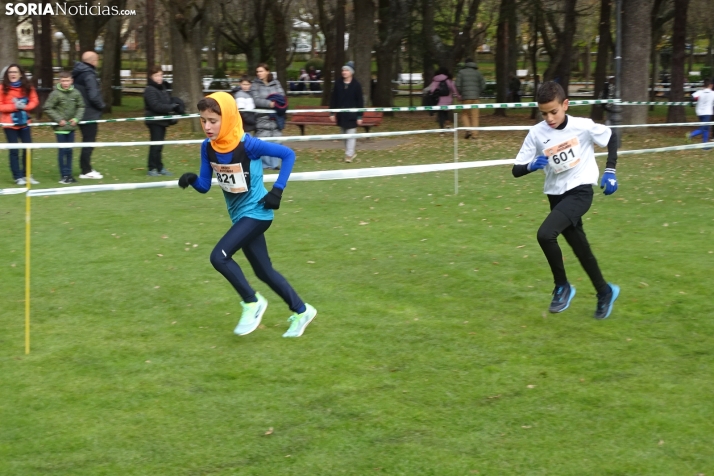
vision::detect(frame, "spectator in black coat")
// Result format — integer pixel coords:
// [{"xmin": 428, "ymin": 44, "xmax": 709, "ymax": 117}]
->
[
  {"xmin": 144, "ymin": 65, "xmax": 180, "ymax": 176},
  {"xmin": 72, "ymin": 51, "xmax": 106, "ymax": 179},
  {"xmin": 329, "ymin": 61, "xmax": 364, "ymax": 163}
]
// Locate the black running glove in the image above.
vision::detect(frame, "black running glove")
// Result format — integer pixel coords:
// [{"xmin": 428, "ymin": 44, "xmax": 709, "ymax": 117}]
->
[
  {"xmin": 259, "ymin": 186, "xmax": 283, "ymax": 209},
  {"xmin": 178, "ymin": 172, "xmax": 197, "ymax": 189}
]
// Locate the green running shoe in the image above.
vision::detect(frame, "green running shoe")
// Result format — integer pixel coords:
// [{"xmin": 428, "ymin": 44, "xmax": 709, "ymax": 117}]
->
[
  {"xmin": 282, "ymin": 303, "xmax": 317, "ymax": 338},
  {"xmin": 234, "ymin": 293, "xmax": 268, "ymax": 336}
]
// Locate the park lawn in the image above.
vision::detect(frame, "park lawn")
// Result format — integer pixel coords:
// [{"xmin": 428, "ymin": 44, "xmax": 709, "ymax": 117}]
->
[{"xmin": 1, "ymin": 108, "xmax": 713, "ymax": 474}]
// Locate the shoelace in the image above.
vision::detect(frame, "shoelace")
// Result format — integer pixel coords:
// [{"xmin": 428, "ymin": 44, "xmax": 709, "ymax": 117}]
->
[{"xmin": 287, "ymin": 314, "xmax": 298, "ymax": 323}]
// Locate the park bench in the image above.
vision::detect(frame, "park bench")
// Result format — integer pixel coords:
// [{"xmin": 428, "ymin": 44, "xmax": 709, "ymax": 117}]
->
[{"xmin": 286, "ymin": 106, "xmax": 382, "ymax": 135}]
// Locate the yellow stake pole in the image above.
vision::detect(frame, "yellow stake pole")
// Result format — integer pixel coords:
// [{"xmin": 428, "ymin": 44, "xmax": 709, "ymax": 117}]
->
[{"xmin": 25, "ymin": 148, "xmax": 32, "ymax": 354}]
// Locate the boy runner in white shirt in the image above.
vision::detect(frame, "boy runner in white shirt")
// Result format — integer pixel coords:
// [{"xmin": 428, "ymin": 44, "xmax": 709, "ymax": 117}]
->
[
  {"xmin": 687, "ymin": 78, "xmax": 714, "ymax": 145},
  {"xmin": 512, "ymin": 81, "xmax": 620, "ymax": 319}
]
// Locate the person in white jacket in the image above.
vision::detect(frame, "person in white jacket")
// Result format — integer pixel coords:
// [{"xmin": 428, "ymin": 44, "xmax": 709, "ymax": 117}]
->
[{"xmin": 687, "ymin": 78, "xmax": 714, "ymax": 145}]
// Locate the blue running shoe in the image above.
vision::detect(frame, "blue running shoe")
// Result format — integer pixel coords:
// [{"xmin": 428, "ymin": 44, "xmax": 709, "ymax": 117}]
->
[
  {"xmin": 234, "ymin": 293, "xmax": 268, "ymax": 335},
  {"xmin": 282, "ymin": 304, "xmax": 317, "ymax": 338},
  {"xmin": 594, "ymin": 283, "xmax": 620, "ymax": 320},
  {"xmin": 549, "ymin": 283, "xmax": 576, "ymax": 313}
]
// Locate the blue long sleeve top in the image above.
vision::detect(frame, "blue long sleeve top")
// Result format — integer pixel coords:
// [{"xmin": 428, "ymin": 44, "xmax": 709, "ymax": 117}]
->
[{"xmin": 191, "ymin": 133, "xmax": 296, "ymax": 223}]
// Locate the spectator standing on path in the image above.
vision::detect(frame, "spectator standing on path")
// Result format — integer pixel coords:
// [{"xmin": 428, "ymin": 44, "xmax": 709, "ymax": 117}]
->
[
  {"xmin": 43, "ymin": 70, "xmax": 85, "ymax": 184},
  {"xmin": 509, "ymin": 73, "xmax": 522, "ymax": 102},
  {"xmin": 428, "ymin": 66, "xmax": 460, "ymax": 135},
  {"xmin": 687, "ymin": 78, "xmax": 714, "ymax": 147},
  {"xmin": 143, "ymin": 65, "xmax": 180, "ymax": 176},
  {"xmin": 251, "ymin": 63, "xmax": 285, "ymax": 170},
  {"xmin": 233, "ymin": 76, "xmax": 256, "ymax": 135},
  {"xmin": 72, "ymin": 51, "xmax": 106, "ymax": 179},
  {"xmin": 455, "ymin": 58, "xmax": 486, "ymax": 139},
  {"xmin": 329, "ymin": 61, "xmax": 364, "ymax": 163},
  {"xmin": 0, "ymin": 63, "xmax": 39, "ymax": 185}
]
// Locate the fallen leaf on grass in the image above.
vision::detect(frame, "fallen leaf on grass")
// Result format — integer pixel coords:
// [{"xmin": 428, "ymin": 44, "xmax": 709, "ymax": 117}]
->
[
  {"xmin": 157, "ymin": 254, "xmax": 163, "ymax": 257},
  {"xmin": 527, "ymin": 385, "xmax": 536, "ymax": 389},
  {"xmin": 265, "ymin": 427, "xmax": 273, "ymax": 435}
]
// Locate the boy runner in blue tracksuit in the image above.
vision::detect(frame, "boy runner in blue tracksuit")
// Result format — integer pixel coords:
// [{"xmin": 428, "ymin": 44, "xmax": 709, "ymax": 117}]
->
[
  {"xmin": 512, "ymin": 81, "xmax": 620, "ymax": 319},
  {"xmin": 179, "ymin": 92, "xmax": 317, "ymax": 337}
]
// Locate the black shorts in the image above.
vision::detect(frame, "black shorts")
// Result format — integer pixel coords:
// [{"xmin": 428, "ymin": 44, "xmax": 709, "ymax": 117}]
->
[{"xmin": 547, "ymin": 184, "xmax": 594, "ymax": 227}]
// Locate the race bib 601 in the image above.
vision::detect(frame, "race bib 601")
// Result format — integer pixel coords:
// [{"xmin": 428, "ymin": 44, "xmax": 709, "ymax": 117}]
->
[{"xmin": 544, "ymin": 137, "xmax": 582, "ymax": 174}]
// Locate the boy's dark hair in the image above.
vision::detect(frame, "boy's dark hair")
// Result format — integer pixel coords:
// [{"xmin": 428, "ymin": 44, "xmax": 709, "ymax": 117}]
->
[
  {"xmin": 239, "ymin": 75, "xmax": 251, "ymax": 83},
  {"xmin": 58, "ymin": 70, "xmax": 72, "ymax": 79},
  {"xmin": 148, "ymin": 65, "xmax": 163, "ymax": 75},
  {"xmin": 197, "ymin": 97, "xmax": 222, "ymax": 115},
  {"xmin": 537, "ymin": 81, "xmax": 567, "ymax": 104}
]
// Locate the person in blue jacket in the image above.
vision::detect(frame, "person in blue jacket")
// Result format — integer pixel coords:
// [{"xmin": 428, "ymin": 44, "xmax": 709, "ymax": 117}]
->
[{"xmin": 178, "ymin": 92, "xmax": 317, "ymax": 338}]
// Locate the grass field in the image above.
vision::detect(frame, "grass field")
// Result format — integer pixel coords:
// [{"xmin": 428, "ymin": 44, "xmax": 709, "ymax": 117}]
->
[{"xmin": 1, "ymin": 106, "xmax": 713, "ymax": 475}]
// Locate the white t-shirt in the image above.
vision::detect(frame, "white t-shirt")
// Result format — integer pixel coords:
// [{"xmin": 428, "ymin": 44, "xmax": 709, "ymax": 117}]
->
[
  {"xmin": 515, "ymin": 115, "xmax": 612, "ymax": 195},
  {"xmin": 693, "ymin": 88, "xmax": 714, "ymax": 117}
]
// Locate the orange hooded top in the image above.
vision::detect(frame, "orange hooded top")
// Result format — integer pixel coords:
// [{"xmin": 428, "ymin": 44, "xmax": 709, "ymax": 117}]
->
[{"xmin": 205, "ymin": 91, "xmax": 244, "ymax": 153}]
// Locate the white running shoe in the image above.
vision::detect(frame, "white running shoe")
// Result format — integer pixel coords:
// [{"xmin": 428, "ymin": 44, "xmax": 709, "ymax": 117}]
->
[
  {"xmin": 15, "ymin": 177, "xmax": 26, "ymax": 185},
  {"xmin": 282, "ymin": 304, "xmax": 317, "ymax": 338},
  {"xmin": 28, "ymin": 176, "xmax": 39, "ymax": 184},
  {"xmin": 79, "ymin": 170, "xmax": 103, "ymax": 179},
  {"xmin": 234, "ymin": 293, "xmax": 268, "ymax": 336}
]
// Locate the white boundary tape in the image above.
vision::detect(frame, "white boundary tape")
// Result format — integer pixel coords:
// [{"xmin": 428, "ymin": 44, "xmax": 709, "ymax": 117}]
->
[
  {"xmin": 2, "ymin": 141, "xmax": 709, "ymax": 198},
  {"xmin": 0, "ymin": 99, "xmax": 616, "ymax": 127}
]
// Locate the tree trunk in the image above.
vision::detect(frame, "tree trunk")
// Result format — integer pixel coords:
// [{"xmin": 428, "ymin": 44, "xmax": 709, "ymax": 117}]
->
[
  {"xmin": 168, "ymin": 1, "xmax": 207, "ymax": 132},
  {"xmin": 146, "ymin": 0, "xmax": 155, "ymax": 73},
  {"xmin": 271, "ymin": 3, "xmax": 290, "ymax": 87},
  {"xmin": 666, "ymin": 0, "xmax": 688, "ymax": 123},
  {"xmin": 0, "ymin": 1, "xmax": 18, "ymax": 67},
  {"xmin": 334, "ymin": 0, "xmax": 346, "ymax": 72},
  {"xmin": 354, "ymin": 0, "xmax": 376, "ymax": 106},
  {"xmin": 552, "ymin": 0, "xmax": 577, "ymax": 94},
  {"xmin": 591, "ymin": 0, "xmax": 611, "ymax": 120},
  {"xmin": 494, "ymin": 0, "xmax": 513, "ymax": 115},
  {"xmin": 316, "ymin": 0, "xmax": 335, "ymax": 106},
  {"xmin": 35, "ymin": 10, "xmax": 54, "ymax": 117},
  {"xmin": 373, "ymin": 0, "xmax": 408, "ymax": 109},
  {"xmin": 421, "ymin": 0, "xmax": 436, "ymax": 86},
  {"xmin": 621, "ymin": 0, "xmax": 653, "ymax": 125},
  {"xmin": 101, "ymin": 14, "xmax": 122, "ymax": 113},
  {"xmin": 507, "ymin": 3, "xmax": 518, "ymax": 78}
]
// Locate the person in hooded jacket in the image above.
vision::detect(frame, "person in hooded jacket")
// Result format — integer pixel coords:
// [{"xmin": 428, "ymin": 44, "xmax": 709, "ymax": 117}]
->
[
  {"xmin": 428, "ymin": 67, "xmax": 460, "ymax": 133},
  {"xmin": 456, "ymin": 58, "xmax": 486, "ymax": 139},
  {"xmin": 251, "ymin": 63, "xmax": 285, "ymax": 169},
  {"xmin": 0, "ymin": 63, "xmax": 39, "ymax": 185},
  {"xmin": 72, "ymin": 51, "xmax": 106, "ymax": 179},
  {"xmin": 144, "ymin": 65, "xmax": 180, "ymax": 176}
]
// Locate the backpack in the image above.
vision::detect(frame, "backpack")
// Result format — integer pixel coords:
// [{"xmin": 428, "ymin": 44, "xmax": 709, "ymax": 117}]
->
[{"xmin": 434, "ymin": 80, "xmax": 450, "ymax": 97}]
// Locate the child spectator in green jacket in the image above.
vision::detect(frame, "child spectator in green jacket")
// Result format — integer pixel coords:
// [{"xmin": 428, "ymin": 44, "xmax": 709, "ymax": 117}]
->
[{"xmin": 43, "ymin": 71, "xmax": 85, "ymax": 184}]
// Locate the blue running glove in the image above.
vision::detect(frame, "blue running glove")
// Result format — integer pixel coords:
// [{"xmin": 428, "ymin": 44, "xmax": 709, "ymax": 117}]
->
[
  {"xmin": 527, "ymin": 155, "xmax": 548, "ymax": 172},
  {"xmin": 600, "ymin": 168, "xmax": 617, "ymax": 195}
]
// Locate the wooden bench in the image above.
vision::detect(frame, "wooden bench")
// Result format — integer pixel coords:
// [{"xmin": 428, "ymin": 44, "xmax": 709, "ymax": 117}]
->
[{"xmin": 286, "ymin": 105, "xmax": 382, "ymax": 135}]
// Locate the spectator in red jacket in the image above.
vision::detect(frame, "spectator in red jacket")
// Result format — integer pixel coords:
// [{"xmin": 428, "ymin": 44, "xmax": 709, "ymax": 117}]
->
[{"xmin": 0, "ymin": 63, "xmax": 39, "ymax": 185}]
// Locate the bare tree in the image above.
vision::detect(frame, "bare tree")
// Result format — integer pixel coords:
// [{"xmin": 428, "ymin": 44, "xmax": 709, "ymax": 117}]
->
[
  {"xmin": 495, "ymin": 0, "xmax": 515, "ymax": 114},
  {"xmin": 621, "ymin": 0, "xmax": 654, "ymax": 125},
  {"xmin": 68, "ymin": 0, "xmax": 113, "ymax": 52},
  {"xmin": 164, "ymin": 0, "xmax": 211, "ymax": 131},
  {"xmin": 591, "ymin": 0, "xmax": 612, "ymax": 120},
  {"xmin": 666, "ymin": 0, "xmax": 689, "ymax": 122},
  {"xmin": 270, "ymin": 0, "xmax": 296, "ymax": 85},
  {"xmin": 146, "ymin": 0, "xmax": 156, "ymax": 72},
  {"xmin": 353, "ymin": 0, "xmax": 377, "ymax": 105},
  {"xmin": 373, "ymin": 0, "xmax": 410, "ymax": 108},
  {"xmin": 0, "ymin": 1, "xmax": 19, "ymax": 67},
  {"xmin": 649, "ymin": 0, "xmax": 674, "ymax": 106},
  {"xmin": 219, "ymin": 0, "xmax": 263, "ymax": 73}
]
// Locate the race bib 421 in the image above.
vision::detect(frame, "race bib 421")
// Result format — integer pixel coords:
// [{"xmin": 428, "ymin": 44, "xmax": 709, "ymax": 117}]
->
[{"xmin": 210, "ymin": 162, "xmax": 248, "ymax": 193}]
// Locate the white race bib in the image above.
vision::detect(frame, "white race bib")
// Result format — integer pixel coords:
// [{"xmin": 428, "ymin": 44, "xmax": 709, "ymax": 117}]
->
[
  {"xmin": 544, "ymin": 137, "xmax": 582, "ymax": 174},
  {"xmin": 210, "ymin": 162, "xmax": 248, "ymax": 194}
]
